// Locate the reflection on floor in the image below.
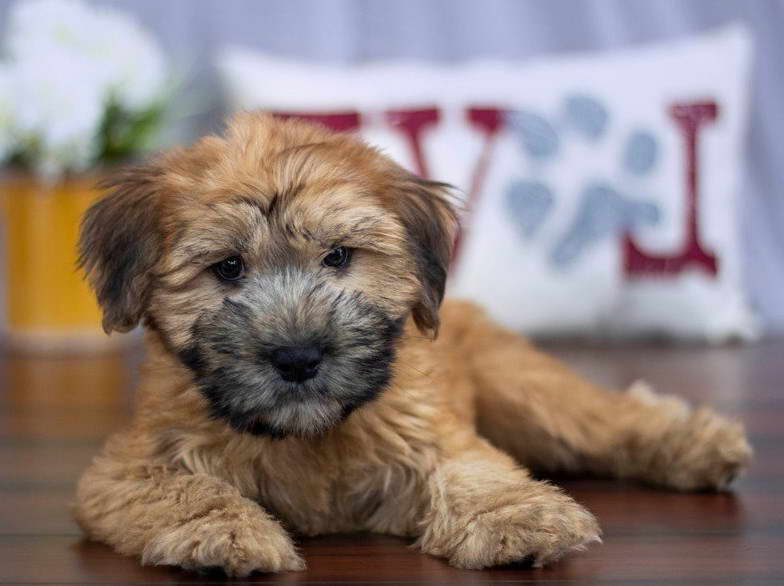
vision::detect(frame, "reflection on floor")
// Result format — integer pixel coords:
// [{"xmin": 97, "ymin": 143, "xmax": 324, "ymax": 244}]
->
[{"xmin": 1, "ymin": 340, "xmax": 781, "ymax": 584}]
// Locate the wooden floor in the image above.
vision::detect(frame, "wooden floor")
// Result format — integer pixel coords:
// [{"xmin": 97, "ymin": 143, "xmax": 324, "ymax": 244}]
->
[{"xmin": 1, "ymin": 339, "xmax": 782, "ymax": 585}]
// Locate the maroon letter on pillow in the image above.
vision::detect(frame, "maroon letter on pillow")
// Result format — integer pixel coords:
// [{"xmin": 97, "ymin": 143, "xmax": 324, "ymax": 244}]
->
[
  {"xmin": 623, "ymin": 101, "xmax": 720, "ymax": 279},
  {"xmin": 450, "ymin": 107, "xmax": 507, "ymax": 268},
  {"xmin": 385, "ymin": 107, "xmax": 441, "ymax": 178}
]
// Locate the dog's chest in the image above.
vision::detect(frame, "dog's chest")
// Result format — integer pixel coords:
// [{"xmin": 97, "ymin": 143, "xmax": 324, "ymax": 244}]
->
[{"xmin": 249, "ymin": 436, "xmax": 433, "ymax": 536}]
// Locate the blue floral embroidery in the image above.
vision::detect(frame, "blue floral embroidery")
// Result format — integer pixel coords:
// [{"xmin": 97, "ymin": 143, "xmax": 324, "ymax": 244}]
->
[
  {"xmin": 506, "ymin": 110, "xmax": 560, "ymax": 160},
  {"xmin": 564, "ymin": 94, "xmax": 609, "ymax": 140},
  {"xmin": 502, "ymin": 95, "xmax": 663, "ymax": 269},
  {"xmin": 624, "ymin": 130, "xmax": 659, "ymax": 175},
  {"xmin": 505, "ymin": 180, "xmax": 555, "ymax": 239},
  {"xmin": 550, "ymin": 183, "xmax": 660, "ymax": 267}
]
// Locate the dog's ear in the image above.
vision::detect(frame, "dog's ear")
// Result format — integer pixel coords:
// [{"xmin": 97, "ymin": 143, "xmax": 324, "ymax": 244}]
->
[
  {"xmin": 395, "ymin": 177, "xmax": 458, "ymax": 337},
  {"xmin": 78, "ymin": 165, "xmax": 164, "ymax": 333}
]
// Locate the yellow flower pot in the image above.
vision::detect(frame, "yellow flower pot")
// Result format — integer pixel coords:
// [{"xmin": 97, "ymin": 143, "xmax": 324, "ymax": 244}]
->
[{"xmin": 2, "ymin": 173, "xmax": 126, "ymax": 352}]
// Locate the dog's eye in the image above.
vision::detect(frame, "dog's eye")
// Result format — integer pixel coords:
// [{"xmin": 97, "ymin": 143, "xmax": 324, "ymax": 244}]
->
[
  {"xmin": 322, "ymin": 246, "xmax": 352, "ymax": 269},
  {"xmin": 214, "ymin": 256, "xmax": 245, "ymax": 281}
]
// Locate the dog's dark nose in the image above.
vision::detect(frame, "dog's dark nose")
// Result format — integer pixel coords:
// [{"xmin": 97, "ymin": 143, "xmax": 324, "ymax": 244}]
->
[{"xmin": 270, "ymin": 345, "xmax": 323, "ymax": 383}]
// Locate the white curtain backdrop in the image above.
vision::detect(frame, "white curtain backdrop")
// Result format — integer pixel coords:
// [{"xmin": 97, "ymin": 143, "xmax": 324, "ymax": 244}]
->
[{"xmin": 1, "ymin": 0, "xmax": 781, "ymax": 334}]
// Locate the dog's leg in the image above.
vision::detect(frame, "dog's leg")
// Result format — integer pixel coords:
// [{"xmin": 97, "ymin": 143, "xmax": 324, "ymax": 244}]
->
[
  {"xmin": 74, "ymin": 436, "xmax": 304, "ymax": 577},
  {"xmin": 415, "ymin": 436, "xmax": 600, "ymax": 568},
  {"xmin": 444, "ymin": 302, "xmax": 752, "ymax": 490}
]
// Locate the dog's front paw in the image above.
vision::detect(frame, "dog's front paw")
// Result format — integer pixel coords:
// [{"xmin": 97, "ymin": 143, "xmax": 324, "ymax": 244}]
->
[
  {"xmin": 141, "ymin": 513, "xmax": 305, "ymax": 577},
  {"xmin": 647, "ymin": 407, "xmax": 752, "ymax": 491},
  {"xmin": 421, "ymin": 489, "xmax": 600, "ymax": 569}
]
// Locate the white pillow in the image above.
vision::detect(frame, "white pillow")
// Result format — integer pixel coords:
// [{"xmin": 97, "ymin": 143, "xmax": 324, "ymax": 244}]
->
[{"xmin": 218, "ymin": 24, "xmax": 758, "ymax": 342}]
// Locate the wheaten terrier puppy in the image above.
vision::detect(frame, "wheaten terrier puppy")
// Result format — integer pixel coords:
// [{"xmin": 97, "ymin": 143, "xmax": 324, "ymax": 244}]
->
[{"xmin": 74, "ymin": 113, "xmax": 751, "ymax": 576}]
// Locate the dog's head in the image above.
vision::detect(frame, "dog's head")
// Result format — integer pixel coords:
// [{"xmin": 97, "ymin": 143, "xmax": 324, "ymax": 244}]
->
[{"xmin": 79, "ymin": 113, "xmax": 457, "ymax": 438}]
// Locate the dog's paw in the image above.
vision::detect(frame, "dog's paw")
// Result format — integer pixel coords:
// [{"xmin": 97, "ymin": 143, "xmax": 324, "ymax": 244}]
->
[
  {"xmin": 422, "ymin": 490, "xmax": 600, "ymax": 569},
  {"xmin": 141, "ymin": 514, "xmax": 305, "ymax": 577},
  {"xmin": 647, "ymin": 407, "xmax": 752, "ymax": 491}
]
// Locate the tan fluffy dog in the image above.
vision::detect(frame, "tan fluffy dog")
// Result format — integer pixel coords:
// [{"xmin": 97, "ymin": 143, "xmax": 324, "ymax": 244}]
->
[{"xmin": 74, "ymin": 113, "xmax": 752, "ymax": 576}]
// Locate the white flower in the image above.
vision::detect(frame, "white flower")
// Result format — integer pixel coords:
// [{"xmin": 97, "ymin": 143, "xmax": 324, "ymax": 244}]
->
[
  {"xmin": 2, "ymin": 54, "xmax": 106, "ymax": 177},
  {"xmin": 0, "ymin": 0, "xmax": 169, "ymax": 176},
  {"xmin": 6, "ymin": 0, "xmax": 166, "ymax": 112},
  {"xmin": 92, "ymin": 7, "xmax": 167, "ymax": 111},
  {"xmin": 5, "ymin": 0, "xmax": 100, "ymax": 58},
  {"xmin": 0, "ymin": 67, "xmax": 17, "ymax": 161}
]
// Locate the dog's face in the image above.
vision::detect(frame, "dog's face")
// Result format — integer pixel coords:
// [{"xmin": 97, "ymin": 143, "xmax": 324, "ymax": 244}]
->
[{"xmin": 79, "ymin": 113, "xmax": 456, "ymax": 438}]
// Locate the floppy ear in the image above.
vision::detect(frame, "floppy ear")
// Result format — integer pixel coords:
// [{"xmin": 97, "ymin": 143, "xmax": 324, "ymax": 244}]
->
[
  {"xmin": 395, "ymin": 177, "xmax": 459, "ymax": 337},
  {"xmin": 78, "ymin": 165, "xmax": 164, "ymax": 333}
]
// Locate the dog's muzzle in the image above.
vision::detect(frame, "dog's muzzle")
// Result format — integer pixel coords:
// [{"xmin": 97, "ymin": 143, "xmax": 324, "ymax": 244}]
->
[{"xmin": 178, "ymin": 269, "xmax": 404, "ymax": 437}]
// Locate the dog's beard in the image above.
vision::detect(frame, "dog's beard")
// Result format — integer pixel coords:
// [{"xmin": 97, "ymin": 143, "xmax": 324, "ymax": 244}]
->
[{"xmin": 177, "ymin": 273, "xmax": 403, "ymax": 438}]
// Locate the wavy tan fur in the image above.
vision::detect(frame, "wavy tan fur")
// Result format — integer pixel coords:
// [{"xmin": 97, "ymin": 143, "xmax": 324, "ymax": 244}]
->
[{"xmin": 74, "ymin": 113, "xmax": 752, "ymax": 576}]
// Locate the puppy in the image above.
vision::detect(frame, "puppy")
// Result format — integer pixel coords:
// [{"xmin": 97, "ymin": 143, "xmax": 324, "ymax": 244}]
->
[{"xmin": 74, "ymin": 113, "xmax": 752, "ymax": 576}]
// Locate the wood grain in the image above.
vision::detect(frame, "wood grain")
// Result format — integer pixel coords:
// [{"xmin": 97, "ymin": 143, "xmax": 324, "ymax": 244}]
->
[{"xmin": 1, "ymin": 341, "xmax": 782, "ymax": 584}]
